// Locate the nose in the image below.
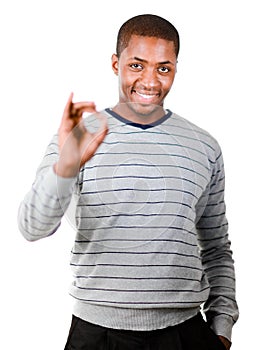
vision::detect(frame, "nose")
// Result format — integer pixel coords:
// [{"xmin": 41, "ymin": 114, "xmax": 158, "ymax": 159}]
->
[{"xmin": 140, "ymin": 68, "xmax": 160, "ymax": 90}]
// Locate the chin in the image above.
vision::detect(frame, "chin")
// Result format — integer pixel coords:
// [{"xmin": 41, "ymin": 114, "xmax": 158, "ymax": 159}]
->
[{"xmin": 127, "ymin": 101, "xmax": 164, "ymax": 117}]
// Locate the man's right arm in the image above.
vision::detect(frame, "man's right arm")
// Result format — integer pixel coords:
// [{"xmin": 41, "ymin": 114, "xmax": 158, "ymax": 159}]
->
[
  {"xmin": 18, "ymin": 135, "xmax": 77, "ymax": 242},
  {"xmin": 18, "ymin": 93, "xmax": 108, "ymax": 242}
]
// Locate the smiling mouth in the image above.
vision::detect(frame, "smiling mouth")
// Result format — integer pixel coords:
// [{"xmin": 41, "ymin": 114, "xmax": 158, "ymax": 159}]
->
[
  {"xmin": 135, "ymin": 91, "xmax": 158, "ymax": 98},
  {"xmin": 132, "ymin": 90, "xmax": 160, "ymax": 103}
]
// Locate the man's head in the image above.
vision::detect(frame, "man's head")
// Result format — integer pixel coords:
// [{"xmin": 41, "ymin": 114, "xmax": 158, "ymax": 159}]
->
[
  {"xmin": 116, "ymin": 14, "xmax": 180, "ymax": 59},
  {"xmin": 112, "ymin": 14, "xmax": 180, "ymax": 121}
]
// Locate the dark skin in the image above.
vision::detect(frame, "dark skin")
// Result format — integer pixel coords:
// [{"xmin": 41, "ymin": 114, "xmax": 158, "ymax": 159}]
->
[
  {"xmin": 111, "ymin": 35, "xmax": 177, "ymax": 124},
  {"xmin": 54, "ymin": 92, "xmax": 108, "ymax": 178},
  {"xmin": 54, "ymin": 35, "xmax": 232, "ymax": 350},
  {"xmin": 219, "ymin": 336, "xmax": 231, "ymax": 350}
]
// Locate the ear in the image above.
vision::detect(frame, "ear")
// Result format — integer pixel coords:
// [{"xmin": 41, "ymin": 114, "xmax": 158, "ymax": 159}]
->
[{"xmin": 111, "ymin": 54, "xmax": 119, "ymax": 75}]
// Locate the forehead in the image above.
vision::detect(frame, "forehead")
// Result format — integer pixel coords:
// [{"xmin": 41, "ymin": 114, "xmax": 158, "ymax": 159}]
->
[{"xmin": 121, "ymin": 35, "xmax": 177, "ymax": 61}]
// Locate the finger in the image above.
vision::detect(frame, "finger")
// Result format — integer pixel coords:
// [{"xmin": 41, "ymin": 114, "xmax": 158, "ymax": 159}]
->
[
  {"xmin": 94, "ymin": 125, "xmax": 109, "ymax": 147},
  {"xmin": 69, "ymin": 107, "xmax": 101, "ymax": 140},
  {"xmin": 59, "ymin": 93, "xmax": 75, "ymax": 133},
  {"xmin": 63, "ymin": 92, "xmax": 74, "ymax": 118},
  {"xmin": 62, "ymin": 94, "xmax": 96, "ymax": 120},
  {"xmin": 78, "ymin": 112, "xmax": 109, "ymax": 167},
  {"xmin": 82, "ymin": 123, "xmax": 108, "ymax": 165},
  {"xmin": 70, "ymin": 102, "xmax": 97, "ymax": 119},
  {"xmin": 72, "ymin": 101, "xmax": 96, "ymax": 110}
]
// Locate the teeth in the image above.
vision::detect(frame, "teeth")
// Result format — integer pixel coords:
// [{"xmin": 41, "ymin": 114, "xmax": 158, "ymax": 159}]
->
[{"xmin": 136, "ymin": 91, "xmax": 156, "ymax": 99}]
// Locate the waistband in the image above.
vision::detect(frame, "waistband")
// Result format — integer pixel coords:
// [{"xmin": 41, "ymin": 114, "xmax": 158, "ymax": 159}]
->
[{"xmin": 73, "ymin": 301, "xmax": 200, "ymax": 331}]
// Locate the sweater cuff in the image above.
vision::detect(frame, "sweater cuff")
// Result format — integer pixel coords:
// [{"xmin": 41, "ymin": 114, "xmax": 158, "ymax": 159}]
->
[
  {"xmin": 210, "ymin": 315, "xmax": 233, "ymax": 343},
  {"xmin": 43, "ymin": 166, "xmax": 77, "ymax": 198}
]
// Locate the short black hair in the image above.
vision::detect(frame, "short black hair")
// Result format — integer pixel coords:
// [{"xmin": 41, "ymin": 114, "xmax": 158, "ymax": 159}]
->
[{"xmin": 116, "ymin": 14, "xmax": 180, "ymax": 58}]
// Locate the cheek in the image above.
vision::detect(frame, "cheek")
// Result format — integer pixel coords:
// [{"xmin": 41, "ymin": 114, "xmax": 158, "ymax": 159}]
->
[
  {"xmin": 119, "ymin": 69, "xmax": 137, "ymax": 88},
  {"xmin": 118, "ymin": 75, "xmax": 132, "ymax": 98},
  {"xmin": 161, "ymin": 76, "xmax": 175, "ymax": 92}
]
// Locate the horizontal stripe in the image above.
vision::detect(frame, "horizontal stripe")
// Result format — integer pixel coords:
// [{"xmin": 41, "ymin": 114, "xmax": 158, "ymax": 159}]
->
[
  {"xmin": 32, "ymin": 188, "xmax": 62, "ymax": 209},
  {"xmin": 77, "ymin": 200, "xmax": 193, "ymax": 209},
  {"xmin": 82, "ymin": 163, "xmax": 209, "ymax": 181},
  {"xmin": 21, "ymin": 220, "xmax": 56, "ymax": 233},
  {"xmin": 76, "ymin": 226, "xmax": 197, "ymax": 236},
  {"xmin": 200, "ymin": 212, "xmax": 226, "ymax": 219},
  {"xmin": 80, "ymin": 175, "xmax": 204, "ymax": 190},
  {"xmin": 80, "ymin": 188, "xmax": 199, "ymax": 200},
  {"xmin": 22, "ymin": 202, "xmax": 63, "ymax": 218},
  {"xmin": 75, "ymin": 239, "xmax": 197, "ymax": 247},
  {"xmin": 103, "ymin": 133, "xmax": 215, "ymax": 152},
  {"xmin": 93, "ymin": 151, "xmax": 211, "ymax": 171},
  {"xmin": 70, "ymin": 294, "xmax": 205, "ymax": 305},
  {"xmin": 73, "ymin": 286, "xmax": 210, "ymax": 293},
  {"xmin": 70, "ymin": 263, "xmax": 203, "ymax": 271},
  {"xmin": 101, "ymin": 132, "xmax": 211, "ymax": 158},
  {"xmin": 77, "ymin": 213, "xmax": 195, "ymax": 223},
  {"xmin": 197, "ymin": 224, "xmax": 228, "ymax": 232},
  {"xmin": 75, "ymin": 275, "xmax": 200, "ymax": 282},
  {"xmin": 71, "ymin": 251, "xmax": 200, "ymax": 260}
]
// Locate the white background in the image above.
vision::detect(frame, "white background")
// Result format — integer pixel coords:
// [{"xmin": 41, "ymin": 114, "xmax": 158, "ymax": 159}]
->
[{"xmin": 1, "ymin": 0, "xmax": 267, "ymax": 348}]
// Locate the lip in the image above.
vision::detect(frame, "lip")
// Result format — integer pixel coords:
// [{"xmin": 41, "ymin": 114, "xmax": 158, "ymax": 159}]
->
[{"xmin": 132, "ymin": 90, "xmax": 160, "ymax": 103}]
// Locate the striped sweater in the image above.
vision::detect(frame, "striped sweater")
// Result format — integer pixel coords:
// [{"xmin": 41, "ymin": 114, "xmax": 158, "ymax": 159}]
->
[{"xmin": 18, "ymin": 109, "xmax": 238, "ymax": 340}]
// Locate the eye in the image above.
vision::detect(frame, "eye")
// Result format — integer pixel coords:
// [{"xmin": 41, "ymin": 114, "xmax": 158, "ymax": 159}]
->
[
  {"xmin": 158, "ymin": 66, "xmax": 170, "ymax": 73},
  {"xmin": 130, "ymin": 63, "xmax": 143, "ymax": 70}
]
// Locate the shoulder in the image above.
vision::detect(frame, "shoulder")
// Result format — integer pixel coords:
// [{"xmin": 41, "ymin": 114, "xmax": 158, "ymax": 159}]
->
[{"xmin": 168, "ymin": 112, "xmax": 223, "ymax": 160}]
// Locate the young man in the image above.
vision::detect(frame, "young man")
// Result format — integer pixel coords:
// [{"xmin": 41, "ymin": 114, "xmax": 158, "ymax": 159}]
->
[{"xmin": 18, "ymin": 14, "xmax": 239, "ymax": 350}]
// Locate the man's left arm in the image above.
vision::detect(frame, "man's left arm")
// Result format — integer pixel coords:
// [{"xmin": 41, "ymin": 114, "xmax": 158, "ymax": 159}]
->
[{"xmin": 196, "ymin": 147, "xmax": 239, "ymax": 348}]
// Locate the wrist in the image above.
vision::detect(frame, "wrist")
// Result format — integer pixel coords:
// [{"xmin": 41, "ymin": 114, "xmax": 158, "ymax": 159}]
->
[
  {"xmin": 218, "ymin": 335, "xmax": 231, "ymax": 350},
  {"xmin": 54, "ymin": 162, "xmax": 79, "ymax": 178}
]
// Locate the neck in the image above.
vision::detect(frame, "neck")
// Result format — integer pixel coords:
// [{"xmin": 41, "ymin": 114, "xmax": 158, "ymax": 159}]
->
[{"xmin": 112, "ymin": 102, "xmax": 166, "ymax": 125}]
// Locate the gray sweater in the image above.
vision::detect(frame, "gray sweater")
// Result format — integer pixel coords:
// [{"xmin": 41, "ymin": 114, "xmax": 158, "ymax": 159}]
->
[{"xmin": 18, "ymin": 109, "xmax": 239, "ymax": 341}]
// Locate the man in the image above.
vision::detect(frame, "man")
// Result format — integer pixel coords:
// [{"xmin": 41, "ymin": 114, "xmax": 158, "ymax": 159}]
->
[{"xmin": 18, "ymin": 14, "xmax": 239, "ymax": 349}]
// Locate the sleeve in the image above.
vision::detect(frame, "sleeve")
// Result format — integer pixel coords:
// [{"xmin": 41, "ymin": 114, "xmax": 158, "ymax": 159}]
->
[
  {"xmin": 196, "ymin": 144, "xmax": 239, "ymax": 342},
  {"xmin": 18, "ymin": 134, "xmax": 77, "ymax": 242}
]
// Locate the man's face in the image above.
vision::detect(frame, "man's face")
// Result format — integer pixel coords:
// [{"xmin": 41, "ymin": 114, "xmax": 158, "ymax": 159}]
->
[{"xmin": 112, "ymin": 35, "xmax": 177, "ymax": 120}]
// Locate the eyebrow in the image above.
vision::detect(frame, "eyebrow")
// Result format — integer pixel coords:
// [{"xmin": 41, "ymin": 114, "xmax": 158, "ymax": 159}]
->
[{"xmin": 132, "ymin": 56, "xmax": 175, "ymax": 65}]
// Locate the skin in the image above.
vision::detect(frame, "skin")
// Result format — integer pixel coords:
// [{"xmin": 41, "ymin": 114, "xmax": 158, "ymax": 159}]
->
[
  {"xmin": 111, "ymin": 35, "xmax": 177, "ymax": 124},
  {"xmin": 219, "ymin": 335, "xmax": 231, "ymax": 350},
  {"xmin": 54, "ymin": 34, "xmax": 232, "ymax": 350},
  {"xmin": 54, "ymin": 92, "xmax": 108, "ymax": 178}
]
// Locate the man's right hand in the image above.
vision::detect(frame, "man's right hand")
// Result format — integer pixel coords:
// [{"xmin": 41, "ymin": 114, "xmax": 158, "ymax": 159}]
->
[{"xmin": 54, "ymin": 93, "xmax": 108, "ymax": 178}]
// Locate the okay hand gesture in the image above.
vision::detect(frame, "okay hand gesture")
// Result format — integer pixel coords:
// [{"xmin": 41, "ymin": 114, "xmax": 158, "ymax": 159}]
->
[{"xmin": 54, "ymin": 93, "xmax": 108, "ymax": 177}]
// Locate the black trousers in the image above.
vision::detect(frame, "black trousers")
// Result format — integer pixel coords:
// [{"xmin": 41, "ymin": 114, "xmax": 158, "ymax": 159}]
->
[{"xmin": 64, "ymin": 312, "xmax": 226, "ymax": 350}]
